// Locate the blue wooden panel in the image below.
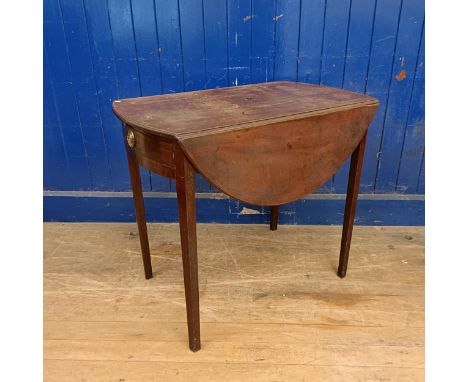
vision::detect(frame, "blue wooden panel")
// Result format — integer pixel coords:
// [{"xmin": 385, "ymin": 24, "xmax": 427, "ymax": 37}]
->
[
  {"xmin": 375, "ymin": 0, "xmax": 424, "ymax": 192},
  {"xmin": 179, "ymin": 0, "xmax": 206, "ymax": 91},
  {"xmin": 44, "ymin": 195, "xmax": 424, "ymax": 226},
  {"xmin": 43, "ymin": 122, "xmax": 68, "ymax": 190},
  {"xmin": 44, "ymin": 46, "xmax": 69, "ymax": 190},
  {"xmin": 320, "ymin": 0, "xmax": 351, "ymax": 88},
  {"xmin": 250, "ymin": 0, "xmax": 276, "ymax": 84},
  {"xmin": 154, "ymin": 0, "xmax": 185, "ymax": 93},
  {"xmin": 318, "ymin": 0, "xmax": 351, "ymax": 192},
  {"xmin": 130, "ymin": 0, "xmax": 169, "ymax": 191},
  {"xmin": 44, "ymin": 0, "xmax": 92, "ymax": 190},
  {"xmin": 417, "ymin": 152, "xmax": 425, "ymax": 194},
  {"xmin": 334, "ymin": 0, "xmax": 377, "ymax": 193},
  {"xmin": 274, "ymin": 0, "xmax": 301, "ymax": 81},
  {"xmin": 59, "ymin": 0, "xmax": 113, "ymax": 190},
  {"xmin": 227, "ymin": 0, "xmax": 252, "ymax": 86},
  {"xmin": 44, "ymin": 0, "xmax": 425, "ymax": 222},
  {"xmin": 342, "ymin": 0, "xmax": 376, "ymax": 93},
  {"xmin": 396, "ymin": 24, "xmax": 425, "ymax": 193},
  {"xmin": 83, "ymin": 0, "xmax": 130, "ymax": 191},
  {"xmin": 43, "ymin": 50, "xmax": 60, "ymax": 128},
  {"xmin": 360, "ymin": 0, "xmax": 403, "ymax": 193},
  {"xmin": 130, "ymin": 0, "xmax": 163, "ymax": 96},
  {"xmin": 108, "ymin": 0, "xmax": 141, "ymax": 98},
  {"xmin": 180, "ymin": 0, "xmax": 212, "ymax": 193},
  {"xmin": 179, "ymin": 0, "xmax": 214, "ymax": 193},
  {"xmin": 203, "ymin": 0, "xmax": 229, "ymax": 89},
  {"xmin": 108, "ymin": 0, "xmax": 153, "ymax": 191},
  {"xmin": 297, "ymin": 0, "xmax": 326, "ymax": 84}
]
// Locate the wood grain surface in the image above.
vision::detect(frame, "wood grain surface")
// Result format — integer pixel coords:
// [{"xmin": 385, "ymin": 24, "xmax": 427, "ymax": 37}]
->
[
  {"xmin": 44, "ymin": 223, "xmax": 424, "ymax": 381},
  {"xmin": 180, "ymin": 105, "xmax": 376, "ymax": 205},
  {"xmin": 114, "ymin": 82, "xmax": 378, "ymax": 205},
  {"xmin": 112, "ymin": 81, "xmax": 378, "ymax": 139}
]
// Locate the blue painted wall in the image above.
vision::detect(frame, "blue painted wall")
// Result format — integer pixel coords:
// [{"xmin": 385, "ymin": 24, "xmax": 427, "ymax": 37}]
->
[{"xmin": 44, "ymin": 0, "xmax": 425, "ymax": 223}]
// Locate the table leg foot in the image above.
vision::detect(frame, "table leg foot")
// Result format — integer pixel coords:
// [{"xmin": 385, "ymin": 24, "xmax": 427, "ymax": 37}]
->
[
  {"xmin": 338, "ymin": 132, "xmax": 367, "ymax": 279},
  {"xmin": 175, "ymin": 145, "xmax": 201, "ymax": 351},
  {"xmin": 270, "ymin": 206, "xmax": 279, "ymax": 231},
  {"xmin": 126, "ymin": 145, "xmax": 153, "ymax": 280}
]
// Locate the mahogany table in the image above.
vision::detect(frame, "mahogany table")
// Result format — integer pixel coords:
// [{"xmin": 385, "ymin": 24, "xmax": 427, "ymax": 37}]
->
[{"xmin": 112, "ymin": 81, "xmax": 378, "ymax": 352}]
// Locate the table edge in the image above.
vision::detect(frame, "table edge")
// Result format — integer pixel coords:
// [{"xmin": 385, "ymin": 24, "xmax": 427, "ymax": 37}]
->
[{"xmin": 114, "ymin": 98, "xmax": 379, "ymax": 141}]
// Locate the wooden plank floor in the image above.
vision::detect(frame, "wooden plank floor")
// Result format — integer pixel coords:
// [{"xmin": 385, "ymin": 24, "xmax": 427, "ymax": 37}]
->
[{"xmin": 44, "ymin": 223, "xmax": 424, "ymax": 381}]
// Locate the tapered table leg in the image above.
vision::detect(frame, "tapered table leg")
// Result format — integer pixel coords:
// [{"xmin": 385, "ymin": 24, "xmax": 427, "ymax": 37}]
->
[
  {"xmin": 175, "ymin": 145, "xmax": 201, "ymax": 352},
  {"xmin": 126, "ymin": 148, "xmax": 153, "ymax": 280},
  {"xmin": 270, "ymin": 206, "xmax": 279, "ymax": 231},
  {"xmin": 337, "ymin": 132, "xmax": 367, "ymax": 279}
]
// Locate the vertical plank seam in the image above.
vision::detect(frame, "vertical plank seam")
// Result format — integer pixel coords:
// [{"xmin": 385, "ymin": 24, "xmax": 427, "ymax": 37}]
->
[
  {"xmin": 152, "ymin": 0, "xmax": 171, "ymax": 193},
  {"xmin": 128, "ymin": 0, "xmax": 143, "ymax": 97},
  {"xmin": 317, "ymin": 0, "xmax": 329, "ymax": 192},
  {"xmin": 332, "ymin": 0, "xmax": 353, "ymax": 191},
  {"xmin": 295, "ymin": 0, "xmax": 303, "ymax": 83},
  {"xmin": 44, "ymin": 47, "xmax": 70, "ymax": 170},
  {"xmin": 318, "ymin": 0, "xmax": 327, "ymax": 85},
  {"xmin": 200, "ymin": 0, "xmax": 211, "ymax": 192},
  {"xmin": 227, "ymin": 0, "xmax": 231, "ymax": 86},
  {"xmin": 363, "ymin": 0, "xmax": 378, "ymax": 93},
  {"xmin": 416, "ymin": 149, "xmax": 425, "ymax": 193},
  {"xmin": 152, "ymin": 0, "xmax": 165, "ymax": 94},
  {"xmin": 372, "ymin": 0, "xmax": 404, "ymax": 192},
  {"xmin": 81, "ymin": 0, "xmax": 114, "ymax": 187},
  {"xmin": 394, "ymin": 17, "xmax": 425, "ymax": 192},
  {"xmin": 272, "ymin": 0, "xmax": 279, "ymax": 81},
  {"xmin": 341, "ymin": 0, "xmax": 353, "ymax": 89},
  {"xmin": 249, "ymin": 0, "xmax": 253, "ymax": 83},
  {"xmin": 107, "ymin": 0, "xmax": 137, "ymax": 191},
  {"xmin": 105, "ymin": 0, "xmax": 121, "ymax": 98},
  {"xmin": 152, "ymin": 0, "xmax": 170, "ymax": 189},
  {"xmin": 225, "ymin": 0, "xmax": 230, "ymax": 86},
  {"xmin": 176, "ymin": 0, "xmax": 186, "ymax": 91},
  {"xmin": 128, "ymin": 0, "xmax": 152, "ymax": 191},
  {"xmin": 57, "ymin": 0, "xmax": 94, "ymax": 189},
  {"xmin": 200, "ymin": 0, "xmax": 208, "ymax": 89}
]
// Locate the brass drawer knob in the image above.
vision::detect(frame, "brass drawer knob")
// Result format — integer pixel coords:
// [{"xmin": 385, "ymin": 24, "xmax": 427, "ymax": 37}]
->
[{"xmin": 126, "ymin": 129, "xmax": 136, "ymax": 148}]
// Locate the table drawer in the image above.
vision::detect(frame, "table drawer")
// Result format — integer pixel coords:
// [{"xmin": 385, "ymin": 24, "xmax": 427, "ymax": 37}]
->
[{"xmin": 125, "ymin": 125, "xmax": 176, "ymax": 178}]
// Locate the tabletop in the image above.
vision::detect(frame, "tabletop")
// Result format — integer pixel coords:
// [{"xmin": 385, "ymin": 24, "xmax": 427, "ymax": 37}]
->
[
  {"xmin": 112, "ymin": 81, "xmax": 378, "ymax": 140},
  {"xmin": 113, "ymin": 81, "xmax": 378, "ymax": 206}
]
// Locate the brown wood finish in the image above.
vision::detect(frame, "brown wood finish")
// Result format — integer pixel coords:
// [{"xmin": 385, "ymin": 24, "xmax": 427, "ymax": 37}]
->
[
  {"xmin": 44, "ymin": 223, "xmax": 424, "ymax": 381},
  {"xmin": 112, "ymin": 82, "xmax": 377, "ymax": 139},
  {"xmin": 270, "ymin": 206, "xmax": 279, "ymax": 231},
  {"xmin": 125, "ymin": 142, "xmax": 153, "ymax": 280},
  {"xmin": 112, "ymin": 81, "xmax": 379, "ymax": 351},
  {"xmin": 174, "ymin": 145, "xmax": 201, "ymax": 352},
  {"xmin": 115, "ymin": 82, "xmax": 377, "ymax": 206},
  {"xmin": 338, "ymin": 132, "xmax": 368, "ymax": 279},
  {"xmin": 180, "ymin": 106, "xmax": 376, "ymax": 206},
  {"xmin": 126, "ymin": 125, "xmax": 176, "ymax": 179}
]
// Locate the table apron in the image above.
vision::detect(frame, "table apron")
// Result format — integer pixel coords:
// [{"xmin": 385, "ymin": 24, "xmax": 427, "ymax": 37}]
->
[{"xmin": 124, "ymin": 125, "xmax": 177, "ymax": 179}]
